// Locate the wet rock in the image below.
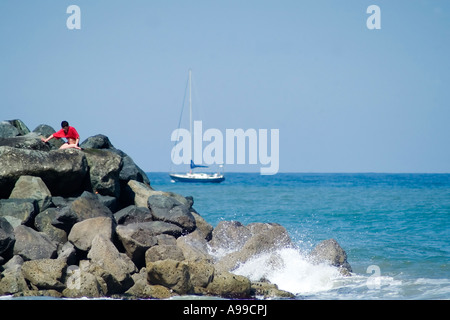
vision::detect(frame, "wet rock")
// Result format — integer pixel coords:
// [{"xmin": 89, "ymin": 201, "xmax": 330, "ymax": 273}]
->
[{"xmin": 309, "ymin": 238, "xmax": 352, "ymax": 275}]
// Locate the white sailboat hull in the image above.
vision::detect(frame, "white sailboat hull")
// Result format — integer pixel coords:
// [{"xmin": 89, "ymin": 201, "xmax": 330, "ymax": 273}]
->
[{"xmin": 169, "ymin": 172, "xmax": 225, "ymax": 183}]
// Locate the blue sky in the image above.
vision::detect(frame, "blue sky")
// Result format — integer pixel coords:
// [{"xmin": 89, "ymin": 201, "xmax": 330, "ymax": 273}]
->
[{"xmin": 1, "ymin": 1, "xmax": 449, "ymax": 173}]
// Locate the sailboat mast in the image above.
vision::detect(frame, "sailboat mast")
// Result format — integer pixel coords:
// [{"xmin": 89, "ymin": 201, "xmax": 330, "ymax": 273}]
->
[{"xmin": 189, "ymin": 69, "xmax": 192, "ymax": 137}]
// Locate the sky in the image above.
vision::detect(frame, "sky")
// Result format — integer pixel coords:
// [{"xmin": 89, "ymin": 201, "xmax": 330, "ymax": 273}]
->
[{"xmin": 1, "ymin": 0, "xmax": 449, "ymax": 173}]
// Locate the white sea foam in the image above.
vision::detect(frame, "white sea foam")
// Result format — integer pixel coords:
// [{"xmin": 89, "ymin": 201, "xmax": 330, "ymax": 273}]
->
[{"xmin": 232, "ymin": 247, "xmax": 343, "ymax": 295}]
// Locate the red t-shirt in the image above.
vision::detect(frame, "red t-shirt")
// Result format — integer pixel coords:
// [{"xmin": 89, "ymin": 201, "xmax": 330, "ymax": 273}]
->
[{"xmin": 53, "ymin": 126, "xmax": 80, "ymax": 140}]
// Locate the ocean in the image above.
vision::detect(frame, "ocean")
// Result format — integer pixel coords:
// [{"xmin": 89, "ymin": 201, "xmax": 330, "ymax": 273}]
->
[{"xmin": 149, "ymin": 172, "xmax": 450, "ymax": 300}]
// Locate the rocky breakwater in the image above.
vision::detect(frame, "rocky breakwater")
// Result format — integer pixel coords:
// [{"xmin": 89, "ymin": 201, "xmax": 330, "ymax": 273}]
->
[{"xmin": 0, "ymin": 119, "xmax": 352, "ymax": 299}]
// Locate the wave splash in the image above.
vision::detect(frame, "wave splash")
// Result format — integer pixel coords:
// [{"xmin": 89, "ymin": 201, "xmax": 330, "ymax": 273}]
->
[{"xmin": 230, "ymin": 247, "xmax": 343, "ymax": 295}]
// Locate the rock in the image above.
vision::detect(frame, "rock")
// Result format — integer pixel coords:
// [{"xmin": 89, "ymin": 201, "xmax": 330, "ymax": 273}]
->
[
  {"xmin": 308, "ymin": 239, "xmax": 352, "ymax": 275},
  {"xmin": 9, "ymin": 175, "xmax": 52, "ymax": 212},
  {"xmin": 145, "ymin": 245, "xmax": 185, "ymax": 263},
  {"xmin": 250, "ymin": 281, "xmax": 295, "ymax": 298},
  {"xmin": 34, "ymin": 208, "xmax": 67, "ymax": 244},
  {"xmin": 33, "ymin": 124, "xmax": 63, "ymax": 149},
  {"xmin": 0, "ymin": 133, "xmax": 51, "ymax": 151},
  {"xmin": 62, "ymin": 265, "xmax": 105, "ymax": 298},
  {"xmin": 0, "ymin": 217, "xmax": 15, "ymax": 258},
  {"xmin": 116, "ymin": 221, "xmax": 182, "ymax": 268},
  {"xmin": 13, "ymin": 225, "xmax": 57, "ymax": 261},
  {"xmin": 176, "ymin": 233, "xmax": 212, "ymax": 262},
  {"xmin": 186, "ymin": 260, "xmax": 215, "ymax": 289},
  {"xmin": 208, "ymin": 221, "xmax": 252, "ymax": 256},
  {"xmin": 147, "ymin": 194, "xmax": 196, "ymax": 233},
  {"xmin": 52, "ymin": 192, "xmax": 114, "ymax": 232},
  {"xmin": 57, "ymin": 242, "xmax": 78, "ymax": 265},
  {"xmin": 80, "ymin": 134, "xmax": 150, "ymax": 185},
  {"xmin": 21, "ymin": 259, "xmax": 67, "ymax": 290},
  {"xmin": 0, "ymin": 121, "xmax": 20, "ymax": 138},
  {"xmin": 68, "ymin": 217, "xmax": 116, "ymax": 252},
  {"xmin": 146, "ymin": 259, "xmax": 192, "ymax": 295},
  {"xmin": 206, "ymin": 271, "xmax": 251, "ymax": 298},
  {"xmin": 114, "ymin": 205, "xmax": 152, "ymax": 225},
  {"xmin": 83, "ymin": 149, "xmax": 122, "ymax": 198},
  {"xmin": 0, "ymin": 266, "xmax": 29, "ymax": 295},
  {"xmin": 213, "ymin": 222, "xmax": 293, "ymax": 273},
  {"xmin": 0, "ymin": 199, "xmax": 38, "ymax": 228},
  {"xmin": 191, "ymin": 212, "xmax": 213, "ymax": 241},
  {"xmin": 0, "ymin": 146, "xmax": 88, "ymax": 198},
  {"xmin": 87, "ymin": 235, "xmax": 136, "ymax": 294},
  {"xmin": 80, "ymin": 134, "xmax": 114, "ymax": 149},
  {"xmin": 126, "ymin": 180, "xmax": 166, "ymax": 208},
  {"xmin": 6, "ymin": 120, "xmax": 30, "ymax": 136}
]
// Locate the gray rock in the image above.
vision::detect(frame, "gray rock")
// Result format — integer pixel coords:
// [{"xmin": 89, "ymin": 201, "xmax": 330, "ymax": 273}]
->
[
  {"xmin": 147, "ymin": 194, "xmax": 196, "ymax": 233},
  {"xmin": 9, "ymin": 175, "xmax": 52, "ymax": 212},
  {"xmin": 52, "ymin": 192, "xmax": 114, "ymax": 232},
  {"xmin": 13, "ymin": 225, "xmax": 57, "ymax": 260},
  {"xmin": 114, "ymin": 205, "xmax": 152, "ymax": 225},
  {"xmin": 0, "ymin": 121, "xmax": 20, "ymax": 138},
  {"xmin": 87, "ymin": 235, "xmax": 137, "ymax": 294},
  {"xmin": 6, "ymin": 119, "xmax": 30, "ymax": 136},
  {"xmin": 0, "ymin": 217, "xmax": 15, "ymax": 257},
  {"xmin": 68, "ymin": 217, "xmax": 116, "ymax": 252},
  {"xmin": 83, "ymin": 149, "xmax": 122, "ymax": 198},
  {"xmin": 145, "ymin": 245, "xmax": 185, "ymax": 263},
  {"xmin": 0, "ymin": 199, "xmax": 38, "ymax": 228},
  {"xmin": 0, "ymin": 146, "xmax": 88, "ymax": 198},
  {"xmin": 208, "ymin": 221, "xmax": 252, "ymax": 255},
  {"xmin": 308, "ymin": 238, "xmax": 352, "ymax": 275},
  {"xmin": 0, "ymin": 133, "xmax": 51, "ymax": 151},
  {"xmin": 33, "ymin": 124, "xmax": 63, "ymax": 149},
  {"xmin": 34, "ymin": 208, "xmax": 68, "ymax": 244},
  {"xmin": 116, "ymin": 221, "xmax": 182, "ymax": 268}
]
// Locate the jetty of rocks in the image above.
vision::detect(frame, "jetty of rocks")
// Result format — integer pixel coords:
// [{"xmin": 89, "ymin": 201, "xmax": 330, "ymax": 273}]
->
[{"xmin": 0, "ymin": 119, "xmax": 352, "ymax": 299}]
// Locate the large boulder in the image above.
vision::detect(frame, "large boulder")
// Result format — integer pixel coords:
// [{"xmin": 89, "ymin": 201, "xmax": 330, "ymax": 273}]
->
[
  {"xmin": 147, "ymin": 195, "xmax": 196, "ymax": 233},
  {"xmin": 0, "ymin": 217, "xmax": 15, "ymax": 258},
  {"xmin": 82, "ymin": 149, "xmax": 122, "ymax": 198},
  {"xmin": 308, "ymin": 239, "xmax": 352, "ymax": 275},
  {"xmin": 9, "ymin": 175, "xmax": 52, "ymax": 212},
  {"xmin": 13, "ymin": 225, "xmax": 57, "ymax": 260},
  {"xmin": 146, "ymin": 259, "xmax": 192, "ymax": 295},
  {"xmin": 114, "ymin": 205, "xmax": 153, "ymax": 225},
  {"xmin": 0, "ymin": 146, "xmax": 88, "ymax": 198},
  {"xmin": 0, "ymin": 133, "xmax": 51, "ymax": 151},
  {"xmin": 0, "ymin": 199, "xmax": 38, "ymax": 228},
  {"xmin": 0, "ymin": 121, "xmax": 20, "ymax": 138},
  {"xmin": 32, "ymin": 124, "xmax": 63, "ymax": 149},
  {"xmin": 205, "ymin": 271, "xmax": 251, "ymax": 298},
  {"xmin": 21, "ymin": 259, "xmax": 67, "ymax": 290},
  {"xmin": 87, "ymin": 235, "xmax": 137, "ymax": 294},
  {"xmin": 52, "ymin": 192, "xmax": 114, "ymax": 233},
  {"xmin": 80, "ymin": 134, "xmax": 150, "ymax": 185},
  {"xmin": 116, "ymin": 221, "xmax": 182, "ymax": 268},
  {"xmin": 68, "ymin": 217, "xmax": 116, "ymax": 252},
  {"xmin": 34, "ymin": 208, "xmax": 68, "ymax": 244},
  {"xmin": 212, "ymin": 222, "xmax": 293, "ymax": 273}
]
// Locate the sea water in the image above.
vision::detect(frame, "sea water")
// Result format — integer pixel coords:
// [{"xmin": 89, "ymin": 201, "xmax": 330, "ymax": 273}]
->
[{"xmin": 149, "ymin": 172, "xmax": 450, "ymax": 300}]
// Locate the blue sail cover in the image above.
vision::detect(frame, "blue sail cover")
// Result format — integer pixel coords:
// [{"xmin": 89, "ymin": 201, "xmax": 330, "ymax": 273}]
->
[{"xmin": 190, "ymin": 160, "xmax": 208, "ymax": 169}]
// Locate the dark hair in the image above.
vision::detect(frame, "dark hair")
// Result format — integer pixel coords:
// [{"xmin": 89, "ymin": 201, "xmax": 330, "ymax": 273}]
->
[{"xmin": 61, "ymin": 121, "xmax": 69, "ymax": 128}]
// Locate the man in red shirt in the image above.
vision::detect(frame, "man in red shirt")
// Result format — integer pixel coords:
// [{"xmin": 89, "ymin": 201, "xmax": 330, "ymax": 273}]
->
[{"xmin": 41, "ymin": 120, "xmax": 82, "ymax": 150}]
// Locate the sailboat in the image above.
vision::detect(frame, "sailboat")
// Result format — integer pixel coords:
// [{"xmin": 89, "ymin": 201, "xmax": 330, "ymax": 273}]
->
[{"xmin": 169, "ymin": 70, "xmax": 225, "ymax": 183}]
